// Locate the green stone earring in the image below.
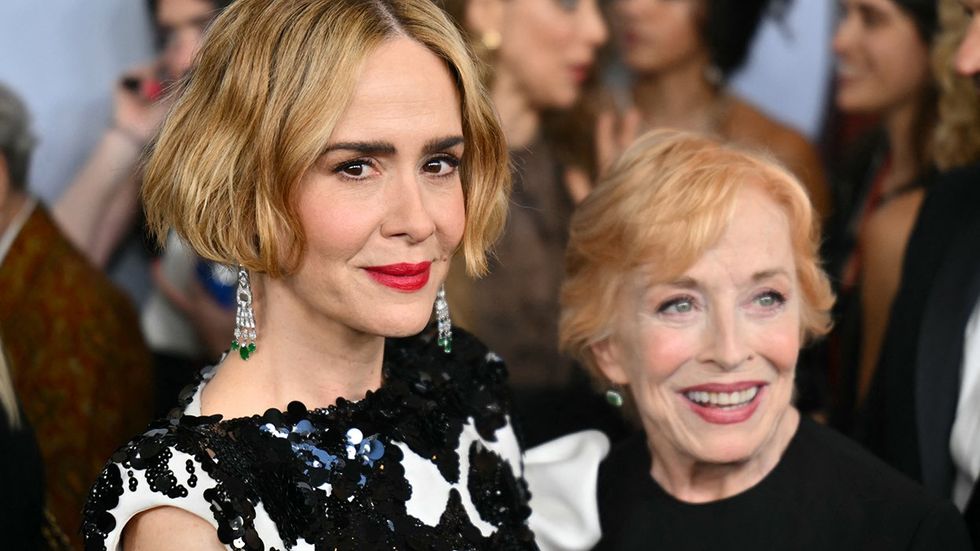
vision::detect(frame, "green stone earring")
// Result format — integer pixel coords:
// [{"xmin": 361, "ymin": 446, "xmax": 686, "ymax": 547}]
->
[
  {"xmin": 231, "ymin": 266, "xmax": 257, "ymax": 360},
  {"xmin": 605, "ymin": 388, "xmax": 624, "ymax": 408}
]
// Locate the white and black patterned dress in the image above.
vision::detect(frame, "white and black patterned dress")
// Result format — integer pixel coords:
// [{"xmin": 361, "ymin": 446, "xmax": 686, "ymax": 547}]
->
[{"xmin": 82, "ymin": 328, "xmax": 537, "ymax": 550}]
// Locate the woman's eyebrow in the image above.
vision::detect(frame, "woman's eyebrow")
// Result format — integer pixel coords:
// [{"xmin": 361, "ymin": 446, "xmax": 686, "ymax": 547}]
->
[
  {"xmin": 752, "ymin": 269, "xmax": 790, "ymax": 283},
  {"xmin": 323, "ymin": 141, "xmax": 397, "ymax": 155},
  {"xmin": 423, "ymin": 136, "xmax": 464, "ymax": 155},
  {"xmin": 321, "ymin": 136, "xmax": 463, "ymax": 157}
]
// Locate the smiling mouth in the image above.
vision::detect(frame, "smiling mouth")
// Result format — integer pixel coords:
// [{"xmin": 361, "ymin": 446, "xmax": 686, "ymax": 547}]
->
[
  {"xmin": 679, "ymin": 383, "xmax": 767, "ymax": 424},
  {"xmin": 364, "ymin": 261, "xmax": 431, "ymax": 292},
  {"xmin": 684, "ymin": 386, "xmax": 759, "ymax": 410}
]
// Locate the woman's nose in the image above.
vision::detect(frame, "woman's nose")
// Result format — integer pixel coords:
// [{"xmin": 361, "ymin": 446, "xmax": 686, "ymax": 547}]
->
[
  {"xmin": 380, "ymin": 174, "xmax": 437, "ymax": 243},
  {"xmin": 699, "ymin": 311, "xmax": 752, "ymax": 370},
  {"xmin": 580, "ymin": 0, "xmax": 609, "ymax": 47},
  {"xmin": 955, "ymin": 17, "xmax": 980, "ymax": 78}
]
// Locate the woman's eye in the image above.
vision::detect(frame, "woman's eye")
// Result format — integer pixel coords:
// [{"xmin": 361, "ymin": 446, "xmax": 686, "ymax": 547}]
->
[
  {"xmin": 422, "ymin": 155, "xmax": 460, "ymax": 177},
  {"xmin": 556, "ymin": 0, "xmax": 579, "ymax": 11},
  {"xmin": 658, "ymin": 297, "xmax": 697, "ymax": 315},
  {"xmin": 334, "ymin": 160, "xmax": 376, "ymax": 180},
  {"xmin": 754, "ymin": 291, "xmax": 786, "ymax": 309}
]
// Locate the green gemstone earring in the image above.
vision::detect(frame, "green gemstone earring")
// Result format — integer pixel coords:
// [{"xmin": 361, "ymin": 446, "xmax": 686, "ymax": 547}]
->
[
  {"xmin": 605, "ymin": 388, "xmax": 624, "ymax": 408},
  {"xmin": 231, "ymin": 266, "xmax": 257, "ymax": 360}
]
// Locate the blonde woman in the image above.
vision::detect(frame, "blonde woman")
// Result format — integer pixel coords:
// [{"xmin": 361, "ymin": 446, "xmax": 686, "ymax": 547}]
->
[
  {"xmin": 82, "ymin": 1, "xmax": 536, "ymax": 549},
  {"xmin": 0, "ymin": 337, "xmax": 44, "ymax": 548}
]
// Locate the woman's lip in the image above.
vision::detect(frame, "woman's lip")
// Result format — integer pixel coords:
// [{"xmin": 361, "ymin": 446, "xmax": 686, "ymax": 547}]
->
[
  {"xmin": 681, "ymin": 384, "xmax": 766, "ymax": 425},
  {"xmin": 363, "ymin": 262, "xmax": 431, "ymax": 291},
  {"xmin": 570, "ymin": 64, "xmax": 593, "ymax": 83},
  {"xmin": 679, "ymin": 381, "xmax": 767, "ymax": 393}
]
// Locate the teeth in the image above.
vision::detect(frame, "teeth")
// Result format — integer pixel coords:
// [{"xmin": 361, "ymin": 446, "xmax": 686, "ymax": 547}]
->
[{"xmin": 685, "ymin": 386, "xmax": 759, "ymax": 408}]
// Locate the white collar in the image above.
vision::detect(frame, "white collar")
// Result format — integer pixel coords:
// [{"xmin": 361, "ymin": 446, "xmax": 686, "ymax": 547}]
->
[{"xmin": 0, "ymin": 196, "xmax": 37, "ymax": 269}]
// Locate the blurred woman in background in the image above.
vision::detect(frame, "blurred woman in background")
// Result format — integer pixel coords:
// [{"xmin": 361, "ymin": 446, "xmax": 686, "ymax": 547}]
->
[
  {"xmin": 828, "ymin": 0, "xmax": 937, "ymax": 423},
  {"xmin": 437, "ymin": 0, "xmax": 618, "ymax": 444},
  {"xmin": 605, "ymin": 0, "xmax": 829, "ymax": 218}
]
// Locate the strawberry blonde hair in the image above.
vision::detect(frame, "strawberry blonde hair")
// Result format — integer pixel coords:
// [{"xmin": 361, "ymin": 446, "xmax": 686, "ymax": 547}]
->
[{"xmin": 560, "ymin": 130, "xmax": 835, "ymax": 378}]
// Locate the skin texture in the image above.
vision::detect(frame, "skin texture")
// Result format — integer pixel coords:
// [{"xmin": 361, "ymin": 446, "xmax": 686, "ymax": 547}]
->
[
  {"xmin": 126, "ymin": 37, "xmax": 466, "ymax": 548},
  {"xmin": 593, "ymin": 184, "xmax": 802, "ymax": 503},
  {"xmin": 956, "ymin": 0, "xmax": 980, "ymax": 79}
]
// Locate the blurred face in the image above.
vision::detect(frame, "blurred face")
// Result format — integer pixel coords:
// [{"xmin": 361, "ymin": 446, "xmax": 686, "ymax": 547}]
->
[
  {"xmin": 156, "ymin": 0, "xmax": 219, "ymax": 80},
  {"xmin": 833, "ymin": 0, "xmax": 931, "ymax": 115},
  {"xmin": 612, "ymin": 0, "xmax": 708, "ymax": 75},
  {"xmin": 956, "ymin": 0, "xmax": 980, "ymax": 85},
  {"xmin": 595, "ymin": 185, "xmax": 801, "ymax": 467},
  {"xmin": 496, "ymin": 0, "xmax": 608, "ymax": 109},
  {"xmin": 285, "ymin": 37, "xmax": 466, "ymax": 339}
]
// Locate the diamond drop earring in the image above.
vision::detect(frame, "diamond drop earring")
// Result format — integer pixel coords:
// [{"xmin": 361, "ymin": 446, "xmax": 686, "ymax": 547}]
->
[{"xmin": 434, "ymin": 285, "xmax": 452, "ymax": 354}]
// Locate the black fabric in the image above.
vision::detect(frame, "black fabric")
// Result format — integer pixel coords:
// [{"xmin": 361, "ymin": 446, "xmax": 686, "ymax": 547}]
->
[
  {"xmin": 858, "ymin": 162, "xmax": 980, "ymax": 502},
  {"xmin": 0, "ymin": 405, "xmax": 44, "ymax": 549},
  {"xmin": 596, "ymin": 417, "xmax": 971, "ymax": 550}
]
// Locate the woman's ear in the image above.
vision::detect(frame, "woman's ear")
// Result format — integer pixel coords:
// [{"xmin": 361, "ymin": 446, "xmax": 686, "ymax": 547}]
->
[
  {"xmin": 590, "ymin": 337, "xmax": 631, "ymax": 386},
  {"xmin": 464, "ymin": 0, "xmax": 504, "ymax": 39}
]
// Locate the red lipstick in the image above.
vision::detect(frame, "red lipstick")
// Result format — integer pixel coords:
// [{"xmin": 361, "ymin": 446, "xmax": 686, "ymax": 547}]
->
[
  {"xmin": 364, "ymin": 261, "xmax": 431, "ymax": 292},
  {"xmin": 678, "ymin": 382, "xmax": 767, "ymax": 425}
]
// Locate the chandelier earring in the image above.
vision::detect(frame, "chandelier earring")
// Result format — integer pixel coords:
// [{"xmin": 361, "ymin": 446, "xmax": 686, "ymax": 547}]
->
[
  {"xmin": 231, "ymin": 266, "xmax": 257, "ymax": 360},
  {"xmin": 434, "ymin": 285, "xmax": 452, "ymax": 354}
]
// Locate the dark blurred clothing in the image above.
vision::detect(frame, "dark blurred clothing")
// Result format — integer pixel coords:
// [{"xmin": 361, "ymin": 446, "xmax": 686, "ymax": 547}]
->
[
  {"xmin": 0, "ymin": 405, "xmax": 44, "ymax": 549},
  {"xmin": 859, "ymin": 161, "xmax": 980, "ymax": 548},
  {"xmin": 597, "ymin": 417, "xmax": 972, "ymax": 550},
  {"xmin": 0, "ymin": 204, "xmax": 152, "ymax": 544},
  {"xmin": 449, "ymin": 137, "xmax": 575, "ymax": 389},
  {"xmin": 824, "ymin": 131, "xmax": 931, "ymax": 431}
]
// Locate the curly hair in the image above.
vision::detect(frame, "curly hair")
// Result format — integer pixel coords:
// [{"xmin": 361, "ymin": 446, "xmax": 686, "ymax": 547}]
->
[{"xmin": 931, "ymin": 0, "xmax": 980, "ymax": 170}]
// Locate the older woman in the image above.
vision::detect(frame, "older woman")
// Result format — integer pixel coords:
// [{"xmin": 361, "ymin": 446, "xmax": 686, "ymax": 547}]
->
[
  {"xmin": 553, "ymin": 130, "xmax": 970, "ymax": 549},
  {"xmin": 81, "ymin": 1, "xmax": 536, "ymax": 549}
]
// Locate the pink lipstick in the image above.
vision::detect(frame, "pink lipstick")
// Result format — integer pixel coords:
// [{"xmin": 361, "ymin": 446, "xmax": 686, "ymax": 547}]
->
[
  {"xmin": 364, "ymin": 262, "xmax": 431, "ymax": 292},
  {"xmin": 678, "ymin": 381, "xmax": 767, "ymax": 425}
]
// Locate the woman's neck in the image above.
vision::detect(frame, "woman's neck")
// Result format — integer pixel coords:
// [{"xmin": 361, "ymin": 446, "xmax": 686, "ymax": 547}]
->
[
  {"xmin": 491, "ymin": 65, "xmax": 540, "ymax": 150},
  {"xmin": 200, "ymin": 274, "xmax": 386, "ymax": 418},
  {"xmin": 646, "ymin": 407, "xmax": 800, "ymax": 503},
  {"xmin": 882, "ymin": 97, "xmax": 927, "ymax": 195},
  {"xmin": 631, "ymin": 59, "xmax": 722, "ymax": 132}
]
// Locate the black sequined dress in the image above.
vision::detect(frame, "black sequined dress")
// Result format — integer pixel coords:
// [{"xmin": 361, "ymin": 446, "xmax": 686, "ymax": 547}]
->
[{"xmin": 82, "ymin": 328, "xmax": 537, "ymax": 550}]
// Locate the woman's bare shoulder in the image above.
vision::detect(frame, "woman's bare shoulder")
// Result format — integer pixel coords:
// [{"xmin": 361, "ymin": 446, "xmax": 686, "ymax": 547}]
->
[{"xmin": 123, "ymin": 506, "xmax": 225, "ymax": 550}]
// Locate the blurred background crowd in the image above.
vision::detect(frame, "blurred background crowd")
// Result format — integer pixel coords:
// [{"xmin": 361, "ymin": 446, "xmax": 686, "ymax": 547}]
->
[{"xmin": 0, "ymin": 0, "xmax": 978, "ymax": 547}]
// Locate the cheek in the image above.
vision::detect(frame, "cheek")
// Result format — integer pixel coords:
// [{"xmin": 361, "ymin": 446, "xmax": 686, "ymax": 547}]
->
[
  {"xmin": 297, "ymin": 187, "xmax": 377, "ymax": 262},
  {"xmin": 629, "ymin": 326, "xmax": 697, "ymax": 386},
  {"xmin": 753, "ymin": 313, "xmax": 801, "ymax": 376},
  {"xmin": 439, "ymin": 185, "xmax": 466, "ymax": 252}
]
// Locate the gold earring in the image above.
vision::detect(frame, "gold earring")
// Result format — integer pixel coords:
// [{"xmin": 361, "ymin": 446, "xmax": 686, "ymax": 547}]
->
[{"xmin": 481, "ymin": 30, "xmax": 502, "ymax": 51}]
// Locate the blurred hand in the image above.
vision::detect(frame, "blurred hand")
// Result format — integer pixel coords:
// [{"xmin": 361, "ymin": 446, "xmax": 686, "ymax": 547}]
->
[
  {"xmin": 113, "ymin": 63, "xmax": 173, "ymax": 144},
  {"xmin": 151, "ymin": 259, "xmax": 236, "ymax": 361},
  {"xmin": 595, "ymin": 107, "xmax": 642, "ymax": 178}
]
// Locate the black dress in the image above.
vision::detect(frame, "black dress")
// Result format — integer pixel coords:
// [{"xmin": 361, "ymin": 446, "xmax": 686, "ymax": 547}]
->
[
  {"xmin": 595, "ymin": 417, "xmax": 971, "ymax": 550},
  {"xmin": 81, "ymin": 328, "xmax": 537, "ymax": 550},
  {"xmin": 0, "ymin": 405, "xmax": 44, "ymax": 549}
]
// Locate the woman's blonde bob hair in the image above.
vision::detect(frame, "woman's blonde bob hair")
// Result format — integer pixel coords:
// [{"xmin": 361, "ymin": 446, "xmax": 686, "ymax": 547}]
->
[
  {"xmin": 143, "ymin": 0, "xmax": 509, "ymax": 278},
  {"xmin": 560, "ymin": 130, "xmax": 835, "ymax": 378}
]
